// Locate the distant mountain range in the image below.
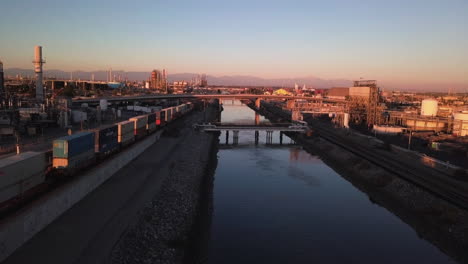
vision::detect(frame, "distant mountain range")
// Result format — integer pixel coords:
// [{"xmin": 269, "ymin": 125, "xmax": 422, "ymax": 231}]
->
[{"xmin": 4, "ymin": 68, "xmax": 352, "ymax": 88}]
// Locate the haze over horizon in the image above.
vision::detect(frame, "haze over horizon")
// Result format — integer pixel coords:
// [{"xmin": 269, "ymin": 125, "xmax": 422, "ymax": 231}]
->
[{"xmin": 1, "ymin": 0, "xmax": 467, "ymax": 91}]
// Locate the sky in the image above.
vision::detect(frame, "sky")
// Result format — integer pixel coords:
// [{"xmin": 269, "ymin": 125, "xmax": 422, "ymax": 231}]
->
[{"xmin": 0, "ymin": 0, "xmax": 467, "ymax": 90}]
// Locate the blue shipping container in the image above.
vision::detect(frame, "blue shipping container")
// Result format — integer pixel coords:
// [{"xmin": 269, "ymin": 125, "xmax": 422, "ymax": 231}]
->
[
  {"xmin": 53, "ymin": 132, "xmax": 95, "ymax": 158},
  {"xmin": 95, "ymin": 125, "xmax": 119, "ymax": 153}
]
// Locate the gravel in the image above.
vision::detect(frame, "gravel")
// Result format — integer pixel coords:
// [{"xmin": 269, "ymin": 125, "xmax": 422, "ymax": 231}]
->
[{"xmin": 109, "ymin": 104, "xmax": 219, "ymax": 264}]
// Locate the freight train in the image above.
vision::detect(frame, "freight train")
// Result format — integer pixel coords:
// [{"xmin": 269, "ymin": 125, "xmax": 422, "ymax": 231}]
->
[{"xmin": 0, "ymin": 103, "xmax": 194, "ymax": 208}]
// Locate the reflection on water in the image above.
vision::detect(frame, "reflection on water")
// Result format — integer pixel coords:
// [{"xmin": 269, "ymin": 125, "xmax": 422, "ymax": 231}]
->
[{"xmin": 205, "ymin": 101, "xmax": 454, "ymax": 264}]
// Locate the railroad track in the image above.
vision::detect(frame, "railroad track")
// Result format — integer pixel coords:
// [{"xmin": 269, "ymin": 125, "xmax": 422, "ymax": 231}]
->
[
  {"xmin": 253, "ymin": 102, "xmax": 468, "ymax": 210},
  {"xmin": 310, "ymin": 122, "xmax": 468, "ymax": 210}
]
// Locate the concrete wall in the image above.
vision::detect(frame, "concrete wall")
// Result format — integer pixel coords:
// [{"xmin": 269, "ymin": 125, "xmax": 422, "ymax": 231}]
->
[{"xmin": 0, "ymin": 130, "xmax": 163, "ymax": 262}]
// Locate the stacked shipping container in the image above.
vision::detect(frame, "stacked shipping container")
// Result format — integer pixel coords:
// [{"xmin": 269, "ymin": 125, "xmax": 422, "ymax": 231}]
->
[
  {"xmin": 0, "ymin": 152, "xmax": 47, "ymax": 203},
  {"xmin": 117, "ymin": 120, "xmax": 135, "ymax": 147},
  {"xmin": 52, "ymin": 132, "xmax": 95, "ymax": 169},
  {"xmin": 94, "ymin": 125, "xmax": 119, "ymax": 155},
  {"xmin": 129, "ymin": 115, "xmax": 148, "ymax": 139}
]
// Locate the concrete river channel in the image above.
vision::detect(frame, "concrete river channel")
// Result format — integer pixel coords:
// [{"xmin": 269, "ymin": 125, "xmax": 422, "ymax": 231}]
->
[{"xmin": 192, "ymin": 100, "xmax": 455, "ymax": 264}]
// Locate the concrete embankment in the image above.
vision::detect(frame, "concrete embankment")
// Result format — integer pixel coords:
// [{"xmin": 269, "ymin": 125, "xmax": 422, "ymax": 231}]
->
[
  {"xmin": 109, "ymin": 104, "xmax": 219, "ymax": 264},
  {"xmin": 255, "ymin": 101, "xmax": 468, "ymax": 264},
  {"xmin": 2, "ymin": 103, "xmax": 220, "ymax": 264}
]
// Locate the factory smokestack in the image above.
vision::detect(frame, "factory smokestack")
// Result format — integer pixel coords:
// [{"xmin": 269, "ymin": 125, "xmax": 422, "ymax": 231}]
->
[
  {"xmin": 0, "ymin": 60, "xmax": 4, "ymax": 97},
  {"xmin": 33, "ymin": 46, "xmax": 45, "ymax": 102}
]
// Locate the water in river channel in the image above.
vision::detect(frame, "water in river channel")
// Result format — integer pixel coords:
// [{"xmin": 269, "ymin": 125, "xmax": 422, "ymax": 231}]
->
[{"xmin": 200, "ymin": 100, "xmax": 454, "ymax": 264}]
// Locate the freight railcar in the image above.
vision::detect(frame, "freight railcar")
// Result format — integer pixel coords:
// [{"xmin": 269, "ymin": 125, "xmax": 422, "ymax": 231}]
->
[
  {"xmin": 0, "ymin": 102, "xmax": 197, "ymax": 212},
  {"xmin": 165, "ymin": 108, "xmax": 173, "ymax": 122},
  {"xmin": 53, "ymin": 132, "xmax": 96, "ymax": 171},
  {"xmin": 0, "ymin": 152, "xmax": 48, "ymax": 204},
  {"xmin": 156, "ymin": 110, "xmax": 166, "ymax": 127},
  {"xmin": 147, "ymin": 113, "xmax": 157, "ymax": 133},
  {"xmin": 129, "ymin": 115, "xmax": 148, "ymax": 139},
  {"xmin": 94, "ymin": 124, "xmax": 119, "ymax": 156},
  {"xmin": 117, "ymin": 120, "xmax": 135, "ymax": 147}
]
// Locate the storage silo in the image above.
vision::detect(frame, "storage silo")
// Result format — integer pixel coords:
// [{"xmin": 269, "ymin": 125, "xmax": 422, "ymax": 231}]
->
[
  {"xmin": 453, "ymin": 112, "xmax": 468, "ymax": 136},
  {"xmin": 421, "ymin": 99, "xmax": 438, "ymax": 117}
]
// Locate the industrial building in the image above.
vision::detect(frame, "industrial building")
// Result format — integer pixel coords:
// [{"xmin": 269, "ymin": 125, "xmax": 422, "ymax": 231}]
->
[{"xmin": 150, "ymin": 69, "xmax": 167, "ymax": 91}]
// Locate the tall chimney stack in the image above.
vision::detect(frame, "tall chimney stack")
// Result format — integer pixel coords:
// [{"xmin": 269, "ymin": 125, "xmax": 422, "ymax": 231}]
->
[
  {"xmin": 0, "ymin": 60, "xmax": 4, "ymax": 97},
  {"xmin": 33, "ymin": 46, "xmax": 45, "ymax": 102}
]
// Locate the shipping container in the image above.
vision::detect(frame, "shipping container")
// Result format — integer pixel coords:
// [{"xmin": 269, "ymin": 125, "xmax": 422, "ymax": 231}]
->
[
  {"xmin": 119, "ymin": 132, "xmax": 135, "ymax": 147},
  {"xmin": 118, "ymin": 120, "xmax": 134, "ymax": 136},
  {"xmin": 130, "ymin": 115, "xmax": 148, "ymax": 139},
  {"xmin": 161, "ymin": 110, "xmax": 167, "ymax": 125},
  {"xmin": 117, "ymin": 120, "xmax": 135, "ymax": 146},
  {"xmin": 0, "ymin": 151, "xmax": 47, "ymax": 204},
  {"xmin": 53, "ymin": 149, "xmax": 95, "ymax": 169},
  {"xmin": 147, "ymin": 113, "xmax": 157, "ymax": 133},
  {"xmin": 130, "ymin": 115, "xmax": 147, "ymax": 129},
  {"xmin": 94, "ymin": 124, "xmax": 119, "ymax": 154},
  {"xmin": 53, "ymin": 132, "xmax": 95, "ymax": 170},
  {"xmin": 147, "ymin": 113, "xmax": 156, "ymax": 124},
  {"xmin": 165, "ymin": 108, "xmax": 173, "ymax": 122},
  {"xmin": 53, "ymin": 132, "xmax": 95, "ymax": 158}
]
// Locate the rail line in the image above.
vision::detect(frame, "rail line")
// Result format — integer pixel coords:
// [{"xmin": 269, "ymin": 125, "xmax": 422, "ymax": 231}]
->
[
  {"xmin": 253, "ymin": 101, "xmax": 468, "ymax": 210},
  {"xmin": 308, "ymin": 122, "xmax": 468, "ymax": 210}
]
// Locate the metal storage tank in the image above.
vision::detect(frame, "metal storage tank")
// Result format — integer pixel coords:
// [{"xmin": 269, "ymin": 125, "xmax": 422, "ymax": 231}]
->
[
  {"xmin": 99, "ymin": 99, "xmax": 108, "ymax": 111},
  {"xmin": 453, "ymin": 112, "xmax": 468, "ymax": 136},
  {"xmin": 421, "ymin": 99, "xmax": 438, "ymax": 117}
]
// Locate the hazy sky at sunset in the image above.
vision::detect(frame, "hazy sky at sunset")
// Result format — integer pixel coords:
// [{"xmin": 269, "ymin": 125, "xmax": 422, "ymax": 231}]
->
[{"xmin": 0, "ymin": 0, "xmax": 467, "ymax": 90}]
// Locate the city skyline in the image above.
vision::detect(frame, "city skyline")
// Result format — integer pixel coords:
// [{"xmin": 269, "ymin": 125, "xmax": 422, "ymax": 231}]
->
[{"xmin": 0, "ymin": 0, "xmax": 467, "ymax": 91}]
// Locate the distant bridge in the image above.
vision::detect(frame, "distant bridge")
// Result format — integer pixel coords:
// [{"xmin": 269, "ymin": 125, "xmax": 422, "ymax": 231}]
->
[
  {"xmin": 194, "ymin": 123, "xmax": 308, "ymax": 133},
  {"xmin": 194, "ymin": 122, "xmax": 308, "ymax": 144},
  {"xmin": 72, "ymin": 94, "xmax": 346, "ymax": 105}
]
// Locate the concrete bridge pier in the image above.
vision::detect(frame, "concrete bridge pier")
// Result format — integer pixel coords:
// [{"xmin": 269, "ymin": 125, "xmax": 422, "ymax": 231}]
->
[
  {"xmin": 225, "ymin": 130, "xmax": 229, "ymax": 144},
  {"xmin": 255, "ymin": 131, "xmax": 259, "ymax": 145},
  {"xmin": 292, "ymin": 110, "xmax": 303, "ymax": 121},
  {"xmin": 266, "ymin": 130, "xmax": 273, "ymax": 144},
  {"xmin": 233, "ymin": 130, "xmax": 239, "ymax": 145},
  {"xmin": 255, "ymin": 98, "xmax": 261, "ymax": 109}
]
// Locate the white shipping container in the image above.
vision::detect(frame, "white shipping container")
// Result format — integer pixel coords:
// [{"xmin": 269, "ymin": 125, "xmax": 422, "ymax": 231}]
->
[
  {"xmin": 118, "ymin": 120, "xmax": 134, "ymax": 135},
  {"xmin": 0, "ymin": 152, "xmax": 47, "ymax": 203},
  {"xmin": 118, "ymin": 132, "xmax": 134, "ymax": 145},
  {"xmin": 129, "ymin": 115, "xmax": 147, "ymax": 129}
]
